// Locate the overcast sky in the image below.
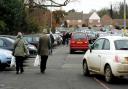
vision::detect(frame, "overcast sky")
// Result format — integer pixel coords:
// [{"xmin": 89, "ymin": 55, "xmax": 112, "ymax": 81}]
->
[{"xmin": 53, "ymin": 0, "xmax": 128, "ymax": 13}]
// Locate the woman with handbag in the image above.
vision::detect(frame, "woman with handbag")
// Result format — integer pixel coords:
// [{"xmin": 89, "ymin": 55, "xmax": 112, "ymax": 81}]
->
[{"xmin": 13, "ymin": 32, "xmax": 29, "ymax": 74}]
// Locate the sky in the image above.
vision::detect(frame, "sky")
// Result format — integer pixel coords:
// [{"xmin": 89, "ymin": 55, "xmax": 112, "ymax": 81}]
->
[{"xmin": 53, "ymin": 0, "xmax": 128, "ymax": 13}]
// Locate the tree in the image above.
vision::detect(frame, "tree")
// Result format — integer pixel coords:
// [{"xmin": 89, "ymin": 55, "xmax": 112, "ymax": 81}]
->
[
  {"xmin": 52, "ymin": 10, "xmax": 67, "ymax": 25},
  {"xmin": 0, "ymin": 0, "xmax": 26, "ymax": 34},
  {"xmin": 98, "ymin": 2, "xmax": 128, "ymax": 19},
  {"xmin": 68, "ymin": 9, "xmax": 76, "ymax": 12},
  {"xmin": 25, "ymin": 0, "xmax": 71, "ymax": 8},
  {"xmin": 97, "ymin": 8, "xmax": 110, "ymax": 17}
]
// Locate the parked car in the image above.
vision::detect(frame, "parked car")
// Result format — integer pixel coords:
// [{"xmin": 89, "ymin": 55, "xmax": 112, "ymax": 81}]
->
[
  {"xmin": 52, "ymin": 34, "xmax": 62, "ymax": 46},
  {"xmin": 82, "ymin": 36, "xmax": 128, "ymax": 83},
  {"xmin": 69, "ymin": 32, "xmax": 89, "ymax": 53},
  {"xmin": 0, "ymin": 37, "xmax": 37, "ymax": 57},
  {"xmin": 0, "ymin": 48, "xmax": 13, "ymax": 69},
  {"xmin": 23, "ymin": 34, "xmax": 41, "ymax": 48}
]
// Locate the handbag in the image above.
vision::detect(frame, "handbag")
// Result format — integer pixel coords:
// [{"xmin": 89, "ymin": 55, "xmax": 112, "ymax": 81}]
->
[
  {"xmin": 34, "ymin": 55, "xmax": 41, "ymax": 67},
  {"xmin": 10, "ymin": 56, "xmax": 16, "ymax": 67}
]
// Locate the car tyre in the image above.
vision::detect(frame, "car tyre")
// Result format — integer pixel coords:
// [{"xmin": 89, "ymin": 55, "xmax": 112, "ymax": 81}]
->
[
  {"xmin": 70, "ymin": 49, "xmax": 73, "ymax": 54},
  {"xmin": 105, "ymin": 65, "xmax": 113, "ymax": 83},
  {"xmin": 83, "ymin": 60, "xmax": 90, "ymax": 76}
]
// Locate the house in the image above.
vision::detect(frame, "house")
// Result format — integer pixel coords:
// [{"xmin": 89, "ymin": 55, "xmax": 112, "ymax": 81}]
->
[
  {"xmin": 65, "ymin": 11, "xmax": 101, "ymax": 27},
  {"xmin": 65, "ymin": 12, "xmax": 83, "ymax": 27},
  {"xmin": 101, "ymin": 15, "xmax": 113, "ymax": 26},
  {"xmin": 83, "ymin": 12, "xmax": 101, "ymax": 27}
]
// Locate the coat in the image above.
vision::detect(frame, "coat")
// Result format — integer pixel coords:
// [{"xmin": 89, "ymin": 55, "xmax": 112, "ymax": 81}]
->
[
  {"xmin": 38, "ymin": 34, "xmax": 50, "ymax": 56},
  {"xmin": 13, "ymin": 38, "xmax": 29, "ymax": 57}
]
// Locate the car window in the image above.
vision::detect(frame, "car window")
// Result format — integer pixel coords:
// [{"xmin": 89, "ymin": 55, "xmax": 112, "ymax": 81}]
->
[
  {"xmin": 24, "ymin": 37, "xmax": 33, "ymax": 43},
  {"xmin": 103, "ymin": 39, "xmax": 110, "ymax": 50},
  {"xmin": 114, "ymin": 40, "xmax": 128, "ymax": 50},
  {"xmin": 92, "ymin": 39, "xmax": 104, "ymax": 50},
  {"xmin": 33, "ymin": 37, "xmax": 39, "ymax": 42},
  {"xmin": 73, "ymin": 33, "xmax": 87, "ymax": 40},
  {"xmin": 0, "ymin": 39, "xmax": 4, "ymax": 47}
]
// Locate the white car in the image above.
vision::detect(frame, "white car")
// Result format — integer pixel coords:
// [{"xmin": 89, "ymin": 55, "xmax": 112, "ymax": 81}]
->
[{"xmin": 82, "ymin": 36, "xmax": 128, "ymax": 83}]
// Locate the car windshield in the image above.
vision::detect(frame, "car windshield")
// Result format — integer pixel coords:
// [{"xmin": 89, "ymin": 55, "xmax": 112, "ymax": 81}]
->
[
  {"xmin": 33, "ymin": 37, "xmax": 39, "ymax": 42},
  {"xmin": 73, "ymin": 33, "xmax": 86, "ymax": 40},
  {"xmin": 23, "ymin": 37, "xmax": 33, "ymax": 43},
  {"xmin": 115, "ymin": 40, "xmax": 128, "ymax": 50},
  {"xmin": 6, "ymin": 37, "xmax": 15, "ymax": 43}
]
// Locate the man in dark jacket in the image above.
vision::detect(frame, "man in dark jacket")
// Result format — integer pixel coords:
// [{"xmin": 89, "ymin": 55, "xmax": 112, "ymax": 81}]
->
[
  {"xmin": 49, "ymin": 32, "xmax": 54, "ymax": 54},
  {"xmin": 38, "ymin": 29, "xmax": 50, "ymax": 73}
]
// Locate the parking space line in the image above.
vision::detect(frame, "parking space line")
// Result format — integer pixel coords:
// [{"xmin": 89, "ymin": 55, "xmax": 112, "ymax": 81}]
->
[{"xmin": 94, "ymin": 77, "xmax": 110, "ymax": 89}]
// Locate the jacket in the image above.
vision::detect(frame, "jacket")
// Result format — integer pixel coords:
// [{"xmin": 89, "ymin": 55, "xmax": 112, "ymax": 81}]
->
[
  {"xmin": 38, "ymin": 34, "xmax": 50, "ymax": 56},
  {"xmin": 13, "ymin": 38, "xmax": 29, "ymax": 57}
]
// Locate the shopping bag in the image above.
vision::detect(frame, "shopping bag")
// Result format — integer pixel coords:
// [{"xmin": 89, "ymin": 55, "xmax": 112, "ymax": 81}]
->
[
  {"xmin": 34, "ymin": 55, "xmax": 41, "ymax": 67},
  {"xmin": 10, "ymin": 56, "xmax": 16, "ymax": 67}
]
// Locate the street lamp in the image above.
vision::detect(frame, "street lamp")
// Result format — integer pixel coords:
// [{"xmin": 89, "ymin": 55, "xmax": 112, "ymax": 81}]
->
[{"xmin": 50, "ymin": 2, "xmax": 53, "ymax": 33}]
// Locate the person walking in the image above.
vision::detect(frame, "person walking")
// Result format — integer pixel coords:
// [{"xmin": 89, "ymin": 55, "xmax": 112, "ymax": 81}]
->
[
  {"xmin": 38, "ymin": 29, "xmax": 50, "ymax": 73},
  {"xmin": 49, "ymin": 32, "xmax": 54, "ymax": 55},
  {"xmin": 13, "ymin": 32, "xmax": 29, "ymax": 74}
]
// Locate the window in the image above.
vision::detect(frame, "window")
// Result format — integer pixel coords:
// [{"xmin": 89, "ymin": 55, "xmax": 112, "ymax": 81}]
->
[
  {"xmin": 92, "ymin": 39, "xmax": 104, "ymax": 50},
  {"xmin": 78, "ymin": 20, "xmax": 82, "ymax": 23},
  {"xmin": 73, "ymin": 33, "xmax": 87, "ymax": 40},
  {"xmin": 115, "ymin": 40, "xmax": 128, "ymax": 50},
  {"xmin": 103, "ymin": 39, "xmax": 110, "ymax": 50},
  {"xmin": 0, "ymin": 39, "xmax": 4, "ymax": 47},
  {"xmin": 24, "ymin": 37, "xmax": 33, "ymax": 43},
  {"xmin": 67, "ymin": 20, "xmax": 70, "ymax": 23}
]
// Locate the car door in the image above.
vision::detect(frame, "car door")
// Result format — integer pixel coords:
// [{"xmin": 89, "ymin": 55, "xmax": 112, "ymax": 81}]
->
[
  {"xmin": 100, "ymin": 39, "xmax": 110, "ymax": 71},
  {"xmin": 0, "ymin": 38, "xmax": 13, "ymax": 51},
  {"xmin": 87, "ymin": 38, "xmax": 105, "ymax": 72}
]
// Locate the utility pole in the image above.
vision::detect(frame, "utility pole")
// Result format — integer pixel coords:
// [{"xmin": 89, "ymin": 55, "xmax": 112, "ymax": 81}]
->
[
  {"xmin": 123, "ymin": 0, "xmax": 127, "ymax": 36},
  {"xmin": 50, "ymin": 1, "xmax": 53, "ymax": 32},
  {"xmin": 124, "ymin": 0, "xmax": 126, "ymax": 30}
]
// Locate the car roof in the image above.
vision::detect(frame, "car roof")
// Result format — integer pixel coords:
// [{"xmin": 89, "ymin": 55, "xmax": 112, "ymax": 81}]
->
[{"xmin": 99, "ymin": 36, "xmax": 128, "ymax": 41}]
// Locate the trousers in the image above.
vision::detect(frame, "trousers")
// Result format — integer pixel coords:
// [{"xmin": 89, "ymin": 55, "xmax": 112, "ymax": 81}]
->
[
  {"xmin": 40, "ymin": 55, "xmax": 48, "ymax": 72},
  {"xmin": 15, "ymin": 56, "xmax": 24, "ymax": 73}
]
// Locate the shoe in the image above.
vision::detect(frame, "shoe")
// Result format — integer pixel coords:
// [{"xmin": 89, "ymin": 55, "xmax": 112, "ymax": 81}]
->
[
  {"xmin": 41, "ymin": 70, "xmax": 45, "ymax": 74},
  {"xmin": 20, "ymin": 70, "xmax": 24, "ymax": 74},
  {"xmin": 16, "ymin": 71, "xmax": 19, "ymax": 74}
]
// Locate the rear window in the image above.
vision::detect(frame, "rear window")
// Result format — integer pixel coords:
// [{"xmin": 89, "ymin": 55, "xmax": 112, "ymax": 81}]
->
[
  {"xmin": 115, "ymin": 40, "xmax": 128, "ymax": 50},
  {"xmin": 73, "ymin": 33, "xmax": 86, "ymax": 40},
  {"xmin": 24, "ymin": 37, "xmax": 33, "ymax": 43}
]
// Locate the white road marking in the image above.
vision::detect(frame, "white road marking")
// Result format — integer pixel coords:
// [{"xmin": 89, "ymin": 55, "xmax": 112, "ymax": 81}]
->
[{"xmin": 94, "ymin": 77, "xmax": 110, "ymax": 89}]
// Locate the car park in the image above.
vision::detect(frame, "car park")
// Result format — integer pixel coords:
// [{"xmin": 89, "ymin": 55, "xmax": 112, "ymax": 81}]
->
[
  {"xmin": 69, "ymin": 32, "xmax": 89, "ymax": 53},
  {"xmin": 0, "ymin": 48, "xmax": 14, "ymax": 69},
  {"xmin": 82, "ymin": 36, "xmax": 128, "ymax": 83}
]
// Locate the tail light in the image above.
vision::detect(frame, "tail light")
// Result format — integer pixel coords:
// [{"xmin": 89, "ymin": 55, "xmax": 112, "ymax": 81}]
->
[
  {"xmin": 114, "ymin": 55, "xmax": 121, "ymax": 63},
  {"xmin": 84, "ymin": 41, "xmax": 88, "ymax": 43},
  {"xmin": 71, "ymin": 41, "xmax": 75, "ymax": 44}
]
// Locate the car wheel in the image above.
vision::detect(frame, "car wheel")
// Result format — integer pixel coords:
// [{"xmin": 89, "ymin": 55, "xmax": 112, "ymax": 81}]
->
[
  {"xmin": 70, "ymin": 49, "xmax": 73, "ymax": 54},
  {"xmin": 105, "ymin": 65, "xmax": 113, "ymax": 83},
  {"xmin": 83, "ymin": 60, "xmax": 90, "ymax": 76}
]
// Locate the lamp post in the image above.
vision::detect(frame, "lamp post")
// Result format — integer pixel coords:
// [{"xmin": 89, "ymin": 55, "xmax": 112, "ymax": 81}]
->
[
  {"xmin": 123, "ymin": 0, "xmax": 126, "ymax": 35},
  {"xmin": 50, "ymin": 2, "xmax": 53, "ymax": 33}
]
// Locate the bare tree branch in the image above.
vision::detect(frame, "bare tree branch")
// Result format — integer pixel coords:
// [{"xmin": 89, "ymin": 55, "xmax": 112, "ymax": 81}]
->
[{"xmin": 25, "ymin": 0, "xmax": 71, "ymax": 7}]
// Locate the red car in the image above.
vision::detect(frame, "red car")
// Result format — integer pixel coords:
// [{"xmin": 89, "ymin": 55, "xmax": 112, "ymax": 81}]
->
[{"xmin": 69, "ymin": 32, "xmax": 89, "ymax": 53}]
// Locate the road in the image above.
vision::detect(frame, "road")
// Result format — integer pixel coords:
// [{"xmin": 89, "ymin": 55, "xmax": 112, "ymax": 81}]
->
[{"xmin": 0, "ymin": 45, "xmax": 128, "ymax": 89}]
